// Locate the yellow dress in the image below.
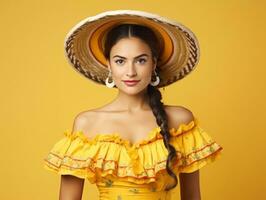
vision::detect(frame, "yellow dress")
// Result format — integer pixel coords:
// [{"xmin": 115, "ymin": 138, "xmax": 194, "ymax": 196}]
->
[{"xmin": 43, "ymin": 117, "xmax": 223, "ymax": 200}]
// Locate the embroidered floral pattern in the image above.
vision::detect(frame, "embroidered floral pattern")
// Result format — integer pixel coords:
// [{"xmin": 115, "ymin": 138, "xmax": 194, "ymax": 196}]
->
[
  {"xmin": 150, "ymin": 186, "xmax": 156, "ymax": 192},
  {"xmin": 129, "ymin": 188, "xmax": 140, "ymax": 193},
  {"xmin": 105, "ymin": 179, "xmax": 113, "ymax": 187}
]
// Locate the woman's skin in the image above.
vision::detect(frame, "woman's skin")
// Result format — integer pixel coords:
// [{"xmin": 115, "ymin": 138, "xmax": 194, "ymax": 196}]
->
[{"xmin": 59, "ymin": 36, "xmax": 201, "ymax": 200}]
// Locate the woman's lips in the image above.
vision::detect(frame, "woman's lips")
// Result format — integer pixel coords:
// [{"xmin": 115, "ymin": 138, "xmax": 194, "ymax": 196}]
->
[{"xmin": 123, "ymin": 80, "xmax": 140, "ymax": 86}]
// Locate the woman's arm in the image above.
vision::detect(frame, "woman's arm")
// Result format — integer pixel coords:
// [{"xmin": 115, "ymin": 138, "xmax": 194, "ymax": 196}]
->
[
  {"xmin": 179, "ymin": 170, "xmax": 201, "ymax": 200},
  {"xmin": 59, "ymin": 175, "xmax": 85, "ymax": 200},
  {"xmin": 59, "ymin": 113, "xmax": 89, "ymax": 200}
]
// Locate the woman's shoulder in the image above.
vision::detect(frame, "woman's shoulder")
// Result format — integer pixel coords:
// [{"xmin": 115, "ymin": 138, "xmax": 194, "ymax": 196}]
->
[
  {"xmin": 71, "ymin": 106, "xmax": 117, "ymax": 137},
  {"xmin": 164, "ymin": 104, "xmax": 195, "ymax": 128},
  {"xmin": 71, "ymin": 109, "xmax": 102, "ymax": 134}
]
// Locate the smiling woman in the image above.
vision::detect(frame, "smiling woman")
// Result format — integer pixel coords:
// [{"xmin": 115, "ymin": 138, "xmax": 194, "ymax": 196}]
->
[
  {"xmin": 106, "ymin": 35, "xmax": 157, "ymax": 92},
  {"xmin": 114, "ymin": 53, "xmax": 149, "ymax": 85},
  {"xmin": 43, "ymin": 9, "xmax": 223, "ymax": 200}
]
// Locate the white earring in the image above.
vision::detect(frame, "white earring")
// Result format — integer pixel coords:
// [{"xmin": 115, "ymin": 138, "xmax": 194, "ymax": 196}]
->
[
  {"xmin": 105, "ymin": 71, "xmax": 115, "ymax": 88},
  {"xmin": 150, "ymin": 70, "xmax": 160, "ymax": 86}
]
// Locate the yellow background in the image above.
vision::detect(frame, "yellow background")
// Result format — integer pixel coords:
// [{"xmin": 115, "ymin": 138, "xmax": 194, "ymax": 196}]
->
[{"xmin": 1, "ymin": 0, "xmax": 265, "ymax": 199}]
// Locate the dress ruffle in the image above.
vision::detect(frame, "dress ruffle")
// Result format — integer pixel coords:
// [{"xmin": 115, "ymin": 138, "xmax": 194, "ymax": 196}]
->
[{"xmin": 43, "ymin": 117, "xmax": 223, "ymax": 184}]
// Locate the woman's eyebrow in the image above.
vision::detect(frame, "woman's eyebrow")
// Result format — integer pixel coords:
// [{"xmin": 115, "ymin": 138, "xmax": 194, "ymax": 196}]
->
[{"xmin": 112, "ymin": 53, "xmax": 149, "ymax": 59}]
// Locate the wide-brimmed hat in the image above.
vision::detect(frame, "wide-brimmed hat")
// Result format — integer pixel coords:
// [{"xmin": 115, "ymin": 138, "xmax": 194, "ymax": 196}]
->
[{"xmin": 64, "ymin": 9, "xmax": 200, "ymax": 88}]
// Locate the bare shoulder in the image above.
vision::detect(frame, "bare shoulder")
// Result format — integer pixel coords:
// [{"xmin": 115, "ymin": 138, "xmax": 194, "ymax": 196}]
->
[
  {"xmin": 71, "ymin": 109, "xmax": 98, "ymax": 133},
  {"xmin": 164, "ymin": 105, "xmax": 195, "ymax": 128}
]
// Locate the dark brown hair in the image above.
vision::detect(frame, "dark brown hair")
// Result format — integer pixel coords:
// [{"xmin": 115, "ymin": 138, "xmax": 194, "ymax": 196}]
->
[{"xmin": 103, "ymin": 24, "xmax": 178, "ymax": 191}]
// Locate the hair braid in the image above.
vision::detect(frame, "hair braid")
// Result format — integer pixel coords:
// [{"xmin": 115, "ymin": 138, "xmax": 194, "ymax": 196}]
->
[{"xmin": 147, "ymin": 84, "xmax": 178, "ymax": 191}]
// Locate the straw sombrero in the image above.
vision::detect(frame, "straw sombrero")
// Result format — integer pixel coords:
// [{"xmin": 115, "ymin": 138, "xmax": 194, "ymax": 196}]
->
[{"xmin": 64, "ymin": 9, "xmax": 200, "ymax": 88}]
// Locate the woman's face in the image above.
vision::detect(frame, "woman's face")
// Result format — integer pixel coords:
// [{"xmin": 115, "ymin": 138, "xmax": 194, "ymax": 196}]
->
[{"xmin": 107, "ymin": 37, "xmax": 156, "ymax": 95}]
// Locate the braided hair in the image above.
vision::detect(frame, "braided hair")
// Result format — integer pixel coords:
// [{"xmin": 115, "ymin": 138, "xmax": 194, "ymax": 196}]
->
[{"xmin": 103, "ymin": 24, "xmax": 178, "ymax": 191}]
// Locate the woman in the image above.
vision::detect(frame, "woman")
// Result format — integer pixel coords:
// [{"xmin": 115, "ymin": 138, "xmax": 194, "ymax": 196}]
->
[{"xmin": 43, "ymin": 10, "xmax": 223, "ymax": 200}]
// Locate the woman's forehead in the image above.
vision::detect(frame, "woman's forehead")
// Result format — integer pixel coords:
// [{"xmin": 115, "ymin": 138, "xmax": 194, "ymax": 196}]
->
[{"xmin": 110, "ymin": 38, "xmax": 152, "ymax": 56}]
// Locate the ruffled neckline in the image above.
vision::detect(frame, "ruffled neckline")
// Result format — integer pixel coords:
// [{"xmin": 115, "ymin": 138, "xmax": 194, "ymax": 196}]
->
[{"xmin": 63, "ymin": 117, "xmax": 198, "ymax": 150}]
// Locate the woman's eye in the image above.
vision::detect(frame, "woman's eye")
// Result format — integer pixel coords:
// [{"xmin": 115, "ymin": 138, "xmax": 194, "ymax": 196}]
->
[
  {"xmin": 115, "ymin": 59, "xmax": 124, "ymax": 65},
  {"xmin": 138, "ymin": 58, "xmax": 147, "ymax": 64}
]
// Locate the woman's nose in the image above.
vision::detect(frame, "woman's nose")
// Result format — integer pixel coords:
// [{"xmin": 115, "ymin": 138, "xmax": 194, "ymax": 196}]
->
[{"xmin": 126, "ymin": 63, "xmax": 137, "ymax": 76}]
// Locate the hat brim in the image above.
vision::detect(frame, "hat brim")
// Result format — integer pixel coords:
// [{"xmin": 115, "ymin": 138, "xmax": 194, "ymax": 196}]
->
[{"xmin": 64, "ymin": 10, "xmax": 200, "ymax": 88}]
